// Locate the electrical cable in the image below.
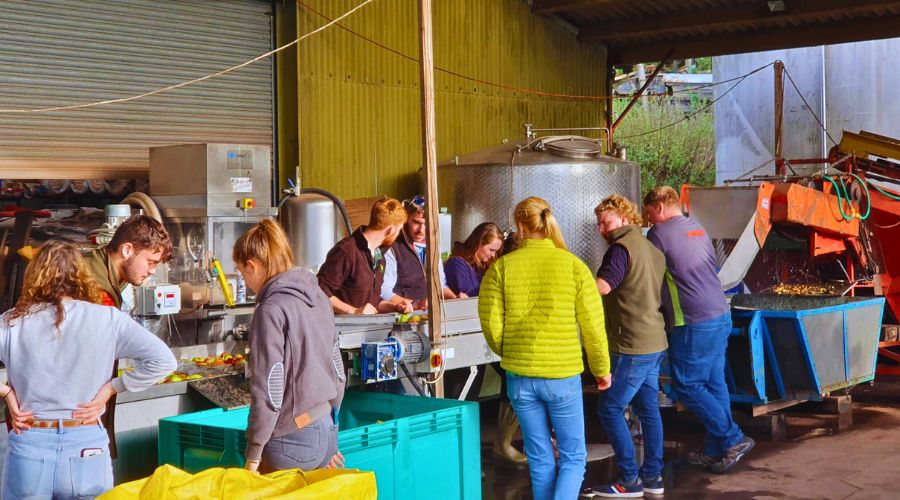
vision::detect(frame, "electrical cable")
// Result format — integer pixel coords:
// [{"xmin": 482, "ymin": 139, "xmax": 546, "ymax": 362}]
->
[
  {"xmin": 616, "ymin": 64, "xmax": 770, "ymax": 140},
  {"xmin": 297, "ymin": 0, "xmax": 772, "ymax": 102},
  {"xmin": 0, "ymin": 0, "xmax": 773, "ymax": 116},
  {"xmin": 398, "ymin": 362, "xmax": 427, "ymax": 397},
  {"xmin": 420, "ymin": 349, "xmax": 446, "ymax": 385},
  {"xmin": 783, "ymin": 67, "xmax": 838, "ymax": 146},
  {"xmin": 0, "ymin": 0, "xmax": 376, "ymax": 113}
]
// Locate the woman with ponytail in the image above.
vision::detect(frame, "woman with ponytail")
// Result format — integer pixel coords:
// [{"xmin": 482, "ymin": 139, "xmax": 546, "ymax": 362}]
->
[
  {"xmin": 233, "ymin": 219, "xmax": 345, "ymax": 473},
  {"xmin": 478, "ymin": 197, "xmax": 611, "ymax": 500}
]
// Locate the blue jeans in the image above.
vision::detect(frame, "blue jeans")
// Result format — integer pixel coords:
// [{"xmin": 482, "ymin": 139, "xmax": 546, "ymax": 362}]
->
[
  {"xmin": 507, "ymin": 373, "xmax": 586, "ymax": 500},
  {"xmin": 597, "ymin": 352, "xmax": 665, "ymax": 482},
  {"xmin": 2, "ymin": 424, "xmax": 112, "ymax": 499},
  {"xmin": 261, "ymin": 415, "xmax": 338, "ymax": 472},
  {"xmin": 669, "ymin": 312, "xmax": 743, "ymax": 457}
]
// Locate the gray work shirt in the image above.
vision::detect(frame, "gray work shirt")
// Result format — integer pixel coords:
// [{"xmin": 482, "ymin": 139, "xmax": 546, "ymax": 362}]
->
[{"xmin": 647, "ymin": 215, "xmax": 729, "ymax": 326}]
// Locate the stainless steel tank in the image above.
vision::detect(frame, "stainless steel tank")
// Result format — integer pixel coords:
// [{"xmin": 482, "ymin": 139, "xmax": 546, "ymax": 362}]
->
[
  {"xmin": 280, "ymin": 194, "xmax": 345, "ymax": 272},
  {"xmin": 437, "ymin": 136, "xmax": 641, "ymax": 270}
]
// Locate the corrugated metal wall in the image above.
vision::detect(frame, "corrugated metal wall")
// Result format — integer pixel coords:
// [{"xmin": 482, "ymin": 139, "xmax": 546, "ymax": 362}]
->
[
  {"xmin": 713, "ymin": 48, "xmax": 825, "ymax": 184},
  {"xmin": 714, "ymin": 38, "xmax": 900, "ymax": 184},
  {"xmin": 291, "ymin": 0, "xmax": 606, "ymax": 200},
  {"xmin": 0, "ymin": 0, "xmax": 273, "ymax": 179},
  {"xmin": 824, "ymin": 39, "xmax": 900, "ymax": 140}
]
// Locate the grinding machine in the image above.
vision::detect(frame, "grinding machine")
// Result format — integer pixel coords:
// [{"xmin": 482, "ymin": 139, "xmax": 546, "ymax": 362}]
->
[{"xmin": 679, "ymin": 130, "xmax": 900, "ymax": 413}]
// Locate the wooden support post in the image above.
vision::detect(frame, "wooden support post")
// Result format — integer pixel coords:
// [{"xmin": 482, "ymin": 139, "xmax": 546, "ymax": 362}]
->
[
  {"xmin": 765, "ymin": 412, "xmax": 788, "ymax": 442},
  {"xmin": 611, "ymin": 49, "xmax": 673, "ymax": 134},
  {"xmin": 735, "ymin": 407, "xmax": 788, "ymax": 442},
  {"xmin": 418, "ymin": 0, "xmax": 444, "ymax": 397},
  {"xmin": 822, "ymin": 395, "xmax": 853, "ymax": 430},
  {"xmin": 787, "ymin": 395, "xmax": 854, "ymax": 432},
  {"xmin": 774, "ymin": 60, "xmax": 785, "ymax": 175}
]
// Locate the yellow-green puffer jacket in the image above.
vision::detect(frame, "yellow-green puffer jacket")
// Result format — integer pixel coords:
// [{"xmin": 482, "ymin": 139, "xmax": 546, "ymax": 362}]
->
[{"xmin": 478, "ymin": 238, "xmax": 610, "ymax": 379}]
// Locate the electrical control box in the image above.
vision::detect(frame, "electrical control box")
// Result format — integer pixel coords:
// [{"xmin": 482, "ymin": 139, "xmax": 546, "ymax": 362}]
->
[
  {"xmin": 135, "ymin": 284, "xmax": 182, "ymax": 316},
  {"xmin": 360, "ymin": 340, "xmax": 400, "ymax": 383}
]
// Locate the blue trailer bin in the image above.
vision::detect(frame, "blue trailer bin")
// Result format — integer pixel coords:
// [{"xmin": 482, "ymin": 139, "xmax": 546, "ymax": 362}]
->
[{"xmin": 726, "ymin": 295, "xmax": 885, "ymax": 409}]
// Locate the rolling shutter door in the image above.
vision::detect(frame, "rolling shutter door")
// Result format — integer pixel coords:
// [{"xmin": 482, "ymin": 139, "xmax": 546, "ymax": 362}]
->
[{"xmin": 0, "ymin": 0, "xmax": 273, "ymax": 179}]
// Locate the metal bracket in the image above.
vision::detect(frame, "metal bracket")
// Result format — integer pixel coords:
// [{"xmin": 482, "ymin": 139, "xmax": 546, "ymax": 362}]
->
[{"xmin": 457, "ymin": 365, "xmax": 479, "ymax": 401}]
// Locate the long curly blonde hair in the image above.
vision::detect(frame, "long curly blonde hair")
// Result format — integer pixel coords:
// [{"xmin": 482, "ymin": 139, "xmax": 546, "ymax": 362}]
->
[{"xmin": 7, "ymin": 241, "xmax": 104, "ymax": 328}]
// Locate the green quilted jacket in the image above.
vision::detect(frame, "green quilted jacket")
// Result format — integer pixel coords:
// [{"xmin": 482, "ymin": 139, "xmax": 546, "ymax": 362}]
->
[{"xmin": 478, "ymin": 238, "xmax": 610, "ymax": 379}]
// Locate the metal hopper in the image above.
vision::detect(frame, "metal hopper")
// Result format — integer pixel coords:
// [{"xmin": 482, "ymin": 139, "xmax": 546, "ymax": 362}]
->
[{"xmin": 727, "ymin": 295, "xmax": 885, "ymax": 414}]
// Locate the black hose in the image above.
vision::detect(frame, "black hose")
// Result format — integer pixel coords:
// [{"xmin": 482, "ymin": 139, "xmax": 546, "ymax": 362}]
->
[
  {"xmin": 278, "ymin": 187, "xmax": 353, "ymax": 236},
  {"xmin": 399, "ymin": 362, "xmax": 428, "ymax": 397}
]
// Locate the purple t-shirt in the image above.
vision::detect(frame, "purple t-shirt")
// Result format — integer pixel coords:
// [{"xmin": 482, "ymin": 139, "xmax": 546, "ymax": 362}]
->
[
  {"xmin": 647, "ymin": 215, "xmax": 728, "ymax": 326},
  {"xmin": 444, "ymin": 256, "xmax": 484, "ymax": 297}
]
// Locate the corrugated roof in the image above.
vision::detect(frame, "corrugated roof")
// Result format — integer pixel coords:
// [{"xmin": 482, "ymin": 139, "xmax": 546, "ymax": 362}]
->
[{"xmin": 532, "ymin": 0, "xmax": 900, "ymax": 64}]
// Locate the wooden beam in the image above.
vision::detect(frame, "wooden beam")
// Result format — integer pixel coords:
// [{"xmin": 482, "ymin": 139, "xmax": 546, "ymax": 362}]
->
[
  {"xmin": 418, "ymin": 0, "xmax": 444, "ymax": 397},
  {"xmin": 611, "ymin": 49, "xmax": 672, "ymax": 133},
  {"xmin": 605, "ymin": 14, "xmax": 900, "ymax": 65},
  {"xmin": 581, "ymin": 0, "xmax": 900, "ymax": 43},
  {"xmin": 774, "ymin": 61, "xmax": 784, "ymax": 174},
  {"xmin": 533, "ymin": 0, "xmax": 619, "ymax": 15},
  {"xmin": 533, "ymin": 0, "xmax": 699, "ymax": 15}
]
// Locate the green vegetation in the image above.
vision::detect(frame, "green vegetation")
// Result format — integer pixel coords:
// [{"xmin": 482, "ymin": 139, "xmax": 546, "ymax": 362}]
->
[
  {"xmin": 611, "ymin": 98, "xmax": 716, "ymax": 193},
  {"xmin": 693, "ymin": 57, "xmax": 712, "ymax": 73}
]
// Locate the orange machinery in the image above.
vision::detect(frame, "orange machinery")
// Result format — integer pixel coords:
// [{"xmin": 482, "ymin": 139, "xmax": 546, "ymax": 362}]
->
[
  {"xmin": 683, "ymin": 180, "xmax": 864, "ymax": 293},
  {"xmin": 684, "ymin": 130, "xmax": 900, "ymax": 376},
  {"xmin": 831, "ymin": 132, "xmax": 900, "ymax": 375}
]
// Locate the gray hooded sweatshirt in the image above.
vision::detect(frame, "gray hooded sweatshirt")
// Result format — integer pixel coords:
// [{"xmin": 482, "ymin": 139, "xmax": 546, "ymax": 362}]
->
[{"xmin": 245, "ymin": 267, "xmax": 345, "ymax": 461}]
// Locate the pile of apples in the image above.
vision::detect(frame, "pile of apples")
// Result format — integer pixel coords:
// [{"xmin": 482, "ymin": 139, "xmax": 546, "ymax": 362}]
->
[
  {"xmin": 161, "ymin": 372, "xmax": 204, "ymax": 384},
  {"xmin": 191, "ymin": 352, "xmax": 245, "ymax": 368},
  {"xmin": 397, "ymin": 314, "xmax": 429, "ymax": 324}
]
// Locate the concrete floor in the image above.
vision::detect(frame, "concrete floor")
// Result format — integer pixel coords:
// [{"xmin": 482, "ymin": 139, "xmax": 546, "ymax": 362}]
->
[{"xmin": 482, "ymin": 381, "xmax": 900, "ymax": 499}]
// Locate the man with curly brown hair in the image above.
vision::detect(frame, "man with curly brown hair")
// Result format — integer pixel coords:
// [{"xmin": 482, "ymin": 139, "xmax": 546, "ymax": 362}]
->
[
  {"xmin": 586, "ymin": 195, "xmax": 668, "ymax": 498},
  {"xmin": 82, "ymin": 214, "xmax": 173, "ymax": 458},
  {"xmin": 84, "ymin": 214, "xmax": 174, "ymax": 308}
]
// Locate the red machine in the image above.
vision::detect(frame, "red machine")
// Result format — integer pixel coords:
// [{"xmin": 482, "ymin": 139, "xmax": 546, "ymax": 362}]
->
[
  {"xmin": 683, "ymin": 130, "xmax": 900, "ymax": 376},
  {"xmin": 829, "ymin": 132, "xmax": 900, "ymax": 375}
]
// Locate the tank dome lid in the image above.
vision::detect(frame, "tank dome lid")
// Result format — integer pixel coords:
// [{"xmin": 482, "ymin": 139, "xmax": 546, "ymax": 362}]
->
[{"xmin": 535, "ymin": 136, "xmax": 604, "ymax": 159}]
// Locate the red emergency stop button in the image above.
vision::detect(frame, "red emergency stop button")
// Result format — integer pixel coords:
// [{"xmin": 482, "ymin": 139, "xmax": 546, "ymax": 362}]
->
[
  {"xmin": 430, "ymin": 351, "xmax": 442, "ymax": 369},
  {"xmin": 239, "ymin": 198, "xmax": 256, "ymax": 209}
]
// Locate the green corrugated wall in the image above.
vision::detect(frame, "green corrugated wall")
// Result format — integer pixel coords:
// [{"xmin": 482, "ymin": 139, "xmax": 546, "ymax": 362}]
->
[{"xmin": 277, "ymin": 0, "xmax": 606, "ymax": 200}]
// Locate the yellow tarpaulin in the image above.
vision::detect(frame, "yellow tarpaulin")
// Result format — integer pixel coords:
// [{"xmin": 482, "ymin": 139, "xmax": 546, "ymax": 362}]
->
[{"xmin": 99, "ymin": 465, "xmax": 377, "ymax": 500}]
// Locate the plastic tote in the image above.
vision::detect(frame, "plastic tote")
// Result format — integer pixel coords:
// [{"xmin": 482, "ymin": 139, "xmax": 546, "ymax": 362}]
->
[{"xmin": 98, "ymin": 464, "xmax": 377, "ymax": 500}]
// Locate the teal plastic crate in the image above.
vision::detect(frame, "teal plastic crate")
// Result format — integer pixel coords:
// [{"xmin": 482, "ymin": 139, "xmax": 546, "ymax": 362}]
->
[{"xmin": 158, "ymin": 391, "xmax": 481, "ymax": 500}]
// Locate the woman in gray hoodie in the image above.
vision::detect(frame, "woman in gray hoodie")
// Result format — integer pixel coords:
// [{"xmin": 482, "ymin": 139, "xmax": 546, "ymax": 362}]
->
[{"xmin": 233, "ymin": 219, "xmax": 346, "ymax": 473}]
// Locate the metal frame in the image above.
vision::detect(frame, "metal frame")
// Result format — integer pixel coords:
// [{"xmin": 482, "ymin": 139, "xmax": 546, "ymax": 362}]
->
[{"xmin": 723, "ymin": 298, "xmax": 884, "ymax": 410}]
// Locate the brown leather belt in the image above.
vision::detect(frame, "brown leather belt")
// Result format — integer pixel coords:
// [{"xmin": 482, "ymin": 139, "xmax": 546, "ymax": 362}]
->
[
  {"xmin": 28, "ymin": 418, "xmax": 99, "ymax": 429},
  {"xmin": 293, "ymin": 402, "xmax": 332, "ymax": 430}
]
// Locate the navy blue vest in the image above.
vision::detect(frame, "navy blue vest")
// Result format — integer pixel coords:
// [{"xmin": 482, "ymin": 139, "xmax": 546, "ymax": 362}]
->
[{"xmin": 391, "ymin": 231, "xmax": 428, "ymax": 301}]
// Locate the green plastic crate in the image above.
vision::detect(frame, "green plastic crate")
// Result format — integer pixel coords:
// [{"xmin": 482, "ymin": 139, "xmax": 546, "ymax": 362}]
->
[{"xmin": 158, "ymin": 391, "xmax": 481, "ymax": 500}]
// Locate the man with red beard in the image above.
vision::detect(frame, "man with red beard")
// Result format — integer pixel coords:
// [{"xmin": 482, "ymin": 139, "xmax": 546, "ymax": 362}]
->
[{"xmin": 317, "ymin": 197, "xmax": 410, "ymax": 315}]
